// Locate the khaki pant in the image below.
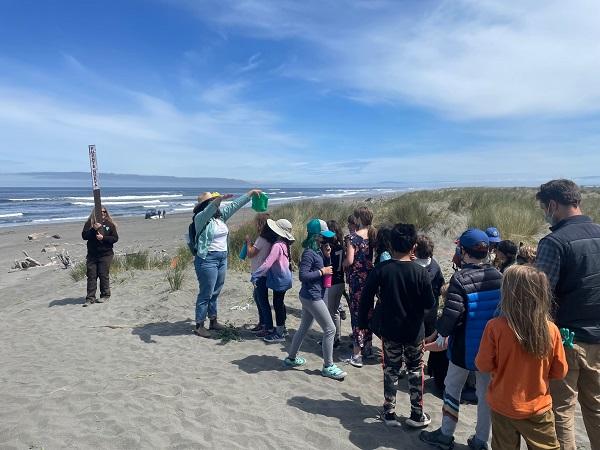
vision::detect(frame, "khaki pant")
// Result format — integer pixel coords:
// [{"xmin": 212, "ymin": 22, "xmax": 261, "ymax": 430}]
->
[
  {"xmin": 491, "ymin": 409, "xmax": 559, "ymax": 450},
  {"xmin": 550, "ymin": 341, "xmax": 600, "ymax": 450}
]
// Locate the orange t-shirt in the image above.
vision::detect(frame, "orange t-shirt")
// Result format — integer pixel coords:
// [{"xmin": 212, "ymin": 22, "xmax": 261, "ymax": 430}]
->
[{"xmin": 475, "ymin": 317, "xmax": 568, "ymax": 419}]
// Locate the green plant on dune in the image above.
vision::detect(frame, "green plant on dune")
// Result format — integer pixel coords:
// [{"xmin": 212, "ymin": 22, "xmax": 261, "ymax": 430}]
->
[
  {"xmin": 69, "ymin": 261, "xmax": 87, "ymax": 282},
  {"xmin": 215, "ymin": 323, "xmax": 243, "ymax": 344}
]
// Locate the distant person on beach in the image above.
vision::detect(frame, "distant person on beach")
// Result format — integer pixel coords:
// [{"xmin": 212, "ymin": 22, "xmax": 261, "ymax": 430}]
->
[
  {"xmin": 534, "ymin": 179, "xmax": 600, "ymax": 450},
  {"xmin": 284, "ymin": 219, "xmax": 347, "ymax": 381},
  {"xmin": 360, "ymin": 224, "xmax": 435, "ymax": 429},
  {"xmin": 421, "ymin": 228, "xmax": 502, "ymax": 450},
  {"xmin": 323, "ymin": 220, "xmax": 346, "ymax": 349},
  {"xmin": 81, "ymin": 206, "xmax": 119, "ymax": 307},
  {"xmin": 245, "ymin": 213, "xmax": 272, "ymax": 335},
  {"xmin": 192, "ymin": 189, "xmax": 262, "ymax": 338},
  {"xmin": 494, "ymin": 240, "xmax": 518, "ymax": 273},
  {"xmin": 252, "ymin": 219, "xmax": 294, "ymax": 343},
  {"xmin": 476, "ymin": 265, "xmax": 567, "ymax": 450},
  {"xmin": 343, "ymin": 206, "xmax": 376, "ymax": 368}
]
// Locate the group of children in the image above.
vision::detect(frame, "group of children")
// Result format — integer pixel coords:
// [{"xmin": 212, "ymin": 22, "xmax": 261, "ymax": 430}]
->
[{"xmin": 243, "ymin": 206, "xmax": 568, "ymax": 450}]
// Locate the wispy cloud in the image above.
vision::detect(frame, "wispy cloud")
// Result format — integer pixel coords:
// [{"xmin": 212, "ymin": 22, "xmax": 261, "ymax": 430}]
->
[{"xmin": 181, "ymin": 0, "xmax": 600, "ymax": 119}]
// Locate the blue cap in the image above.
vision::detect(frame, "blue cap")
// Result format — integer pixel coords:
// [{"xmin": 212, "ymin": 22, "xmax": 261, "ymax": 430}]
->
[
  {"xmin": 459, "ymin": 228, "xmax": 489, "ymax": 250},
  {"xmin": 485, "ymin": 227, "xmax": 501, "ymax": 243},
  {"xmin": 307, "ymin": 218, "xmax": 335, "ymax": 238}
]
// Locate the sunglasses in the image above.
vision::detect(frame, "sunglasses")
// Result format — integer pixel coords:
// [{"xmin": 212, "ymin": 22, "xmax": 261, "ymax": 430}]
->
[{"xmin": 101, "ymin": 210, "xmax": 107, "ymax": 214}]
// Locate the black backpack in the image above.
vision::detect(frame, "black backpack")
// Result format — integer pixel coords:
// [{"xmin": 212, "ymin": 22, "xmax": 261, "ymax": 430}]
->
[{"xmin": 187, "ymin": 213, "xmax": 209, "ymax": 256}]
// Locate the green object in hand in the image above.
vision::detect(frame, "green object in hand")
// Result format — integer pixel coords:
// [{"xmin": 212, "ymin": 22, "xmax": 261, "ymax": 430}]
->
[
  {"xmin": 560, "ymin": 328, "xmax": 575, "ymax": 349},
  {"xmin": 251, "ymin": 192, "xmax": 269, "ymax": 212}
]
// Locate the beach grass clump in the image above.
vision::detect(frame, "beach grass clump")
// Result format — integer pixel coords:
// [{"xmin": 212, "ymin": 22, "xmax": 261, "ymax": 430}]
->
[
  {"xmin": 582, "ymin": 189, "xmax": 600, "ymax": 224},
  {"xmin": 166, "ymin": 266, "xmax": 186, "ymax": 291},
  {"xmin": 70, "ymin": 261, "xmax": 87, "ymax": 282},
  {"xmin": 381, "ymin": 194, "xmax": 440, "ymax": 231},
  {"xmin": 215, "ymin": 323, "xmax": 243, "ymax": 344}
]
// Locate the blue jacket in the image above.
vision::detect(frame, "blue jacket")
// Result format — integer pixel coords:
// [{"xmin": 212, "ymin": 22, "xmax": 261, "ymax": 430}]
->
[
  {"xmin": 298, "ymin": 248, "xmax": 326, "ymax": 301},
  {"xmin": 436, "ymin": 263, "xmax": 502, "ymax": 370},
  {"xmin": 193, "ymin": 194, "xmax": 251, "ymax": 259}
]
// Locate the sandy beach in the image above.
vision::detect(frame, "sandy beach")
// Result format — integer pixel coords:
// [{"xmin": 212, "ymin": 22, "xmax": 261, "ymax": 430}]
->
[{"xmin": 0, "ymin": 209, "xmax": 590, "ymax": 449}]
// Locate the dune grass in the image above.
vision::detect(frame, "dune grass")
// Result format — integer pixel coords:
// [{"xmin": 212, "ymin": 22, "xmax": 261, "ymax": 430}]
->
[{"xmin": 70, "ymin": 250, "xmax": 173, "ymax": 282}]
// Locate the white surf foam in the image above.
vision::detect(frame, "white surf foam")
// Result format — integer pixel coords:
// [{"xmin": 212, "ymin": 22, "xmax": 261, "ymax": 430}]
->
[{"xmin": 0, "ymin": 212, "xmax": 24, "ymax": 218}]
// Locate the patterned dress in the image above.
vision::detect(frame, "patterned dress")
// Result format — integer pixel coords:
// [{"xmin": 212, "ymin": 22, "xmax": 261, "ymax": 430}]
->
[{"xmin": 347, "ymin": 233, "xmax": 374, "ymax": 353}]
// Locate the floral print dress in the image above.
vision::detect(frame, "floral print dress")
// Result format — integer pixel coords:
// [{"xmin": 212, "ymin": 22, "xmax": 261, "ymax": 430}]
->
[{"xmin": 347, "ymin": 233, "xmax": 374, "ymax": 353}]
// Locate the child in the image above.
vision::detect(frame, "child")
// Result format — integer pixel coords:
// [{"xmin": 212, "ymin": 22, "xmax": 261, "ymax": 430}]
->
[
  {"xmin": 494, "ymin": 240, "xmax": 518, "ymax": 273},
  {"xmin": 421, "ymin": 228, "xmax": 503, "ymax": 450},
  {"xmin": 375, "ymin": 225, "xmax": 392, "ymax": 263},
  {"xmin": 415, "ymin": 234, "xmax": 445, "ymax": 337},
  {"xmin": 360, "ymin": 224, "xmax": 435, "ymax": 428},
  {"xmin": 246, "ymin": 213, "xmax": 272, "ymax": 334},
  {"xmin": 517, "ymin": 243, "xmax": 537, "ymax": 265},
  {"xmin": 252, "ymin": 219, "xmax": 294, "ymax": 343},
  {"xmin": 284, "ymin": 219, "xmax": 347, "ymax": 381},
  {"xmin": 343, "ymin": 206, "xmax": 376, "ymax": 368},
  {"xmin": 476, "ymin": 265, "xmax": 567, "ymax": 450},
  {"xmin": 325, "ymin": 220, "xmax": 346, "ymax": 348}
]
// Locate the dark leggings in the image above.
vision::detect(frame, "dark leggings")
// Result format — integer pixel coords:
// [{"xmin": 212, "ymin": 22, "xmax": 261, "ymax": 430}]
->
[{"xmin": 272, "ymin": 290, "xmax": 287, "ymax": 327}]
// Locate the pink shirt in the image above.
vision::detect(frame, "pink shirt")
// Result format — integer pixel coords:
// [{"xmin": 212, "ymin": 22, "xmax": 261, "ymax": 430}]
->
[{"xmin": 253, "ymin": 241, "xmax": 291, "ymax": 279}]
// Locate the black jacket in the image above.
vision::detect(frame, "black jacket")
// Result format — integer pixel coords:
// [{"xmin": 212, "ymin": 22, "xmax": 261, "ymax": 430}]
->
[
  {"xmin": 82, "ymin": 219, "xmax": 118, "ymax": 258},
  {"xmin": 436, "ymin": 263, "xmax": 502, "ymax": 370},
  {"xmin": 422, "ymin": 259, "xmax": 445, "ymax": 336},
  {"xmin": 359, "ymin": 259, "xmax": 435, "ymax": 343},
  {"xmin": 542, "ymin": 215, "xmax": 600, "ymax": 343}
]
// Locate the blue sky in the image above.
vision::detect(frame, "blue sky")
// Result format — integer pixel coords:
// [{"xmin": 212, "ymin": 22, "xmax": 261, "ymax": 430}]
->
[{"xmin": 0, "ymin": 0, "xmax": 599, "ymax": 185}]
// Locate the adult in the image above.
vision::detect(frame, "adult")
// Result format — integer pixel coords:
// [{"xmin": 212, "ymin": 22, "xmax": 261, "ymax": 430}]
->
[
  {"xmin": 81, "ymin": 206, "xmax": 119, "ymax": 307},
  {"xmin": 535, "ymin": 179, "xmax": 600, "ymax": 450},
  {"xmin": 192, "ymin": 189, "xmax": 261, "ymax": 337}
]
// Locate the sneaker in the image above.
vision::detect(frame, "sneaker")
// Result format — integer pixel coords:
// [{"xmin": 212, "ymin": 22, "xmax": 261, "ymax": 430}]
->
[
  {"xmin": 406, "ymin": 412, "xmax": 431, "ymax": 429},
  {"xmin": 382, "ymin": 412, "xmax": 401, "ymax": 427},
  {"xmin": 250, "ymin": 324, "xmax": 263, "ymax": 333},
  {"xmin": 284, "ymin": 356, "xmax": 306, "ymax": 367},
  {"xmin": 256, "ymin": 328, "xmax": 274, "ymax": 338},
  {"xmin": 420, "ymin": 428, "xmax": 455, "ymax": 450},
  {"xmin": 282, "ymin": 327, "xmax": 289, "ymax": 337},
  {"xmin": 467, "ymin": 436, "xmax": 489, "ymax": 450},
  {"xmin": 82, "ymin": 298, "xmax": 95, "ymax": 307},
  {"xmin": 339, "ymin": 310, "xmax": 347, "ymax": 320},
  {"xmin": 321, "ymin": 364, "xmax": 347, "ymax": 380},
  {"xmin": 342, "ymin": 354, "xmax": 363, "ymax": 368},
  {"xmin": 263, "ymin": 332, "xmax": 285, "ymax": 343}
]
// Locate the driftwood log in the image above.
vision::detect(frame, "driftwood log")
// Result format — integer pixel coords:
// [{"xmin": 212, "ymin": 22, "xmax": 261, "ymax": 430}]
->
[{"xmin": 12, "ymin": 251, "xmax": 43, "ymax": 270}]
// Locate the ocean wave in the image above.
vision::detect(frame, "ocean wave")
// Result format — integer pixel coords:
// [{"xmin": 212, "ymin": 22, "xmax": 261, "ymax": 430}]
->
[
  {"xmin": 8, "ymin": 197, "xmax": 53, "ymax": 201},
  {"xmin": 0, "ymin": 212, "xmax": 24, "ymax": 218},
  {"xmin": 33, "ymin": 216, "xmax": 88, "ymax": 223},
  {"xmin": 66, "ymin": 194, "xmax": 183, "ymax": 201},
  {"xmin": 71, "ymin": 200, "xmax": 163, "ymax": 206}
]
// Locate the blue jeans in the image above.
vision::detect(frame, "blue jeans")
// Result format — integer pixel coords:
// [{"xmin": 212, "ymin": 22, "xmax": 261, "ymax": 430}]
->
[
  {"xmin": 253, "ymin": 277, "xmax": 272, "ymax": 329},
  {"xmin": 194, "ymin": 251, "xmax": 228, "ymax": 324}
]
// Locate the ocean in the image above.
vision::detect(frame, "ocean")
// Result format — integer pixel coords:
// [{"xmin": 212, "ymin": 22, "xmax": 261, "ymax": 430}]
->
[{"xmin": 0, "ymin": 186, "xmax": 401, "ymax": 228}]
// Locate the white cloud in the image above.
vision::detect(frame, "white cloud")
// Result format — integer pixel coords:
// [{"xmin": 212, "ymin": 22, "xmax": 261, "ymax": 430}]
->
[{"xmin": 182, "ymin": 0, "xmax": 600, "ymax": 119}]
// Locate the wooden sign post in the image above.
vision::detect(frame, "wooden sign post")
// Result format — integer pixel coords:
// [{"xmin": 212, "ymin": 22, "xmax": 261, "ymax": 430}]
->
[{"xmin": 88, "ymin": 145, "xmax": 103, "ymax": 225}]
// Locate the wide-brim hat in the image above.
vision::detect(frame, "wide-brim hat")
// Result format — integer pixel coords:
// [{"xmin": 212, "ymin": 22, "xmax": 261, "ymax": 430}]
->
[
  {"xmin": 197, "ymin": 192, "xmax": 220, "ymax": 204},
  {"xmin": 267, "ymin": 219, "xmax": 295, "ymax": 241}
]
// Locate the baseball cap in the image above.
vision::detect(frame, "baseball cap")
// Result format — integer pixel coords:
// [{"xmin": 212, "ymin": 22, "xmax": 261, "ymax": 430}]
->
[
  {"xmin": 459, "ymin": 228, "xmax": 489, "ymax": 250},
  {"xmin": 485, "ymin": 227, "xmax": 501, "ymax": 243},
  {"xmin": 307, "ymin": 218, "xmax": 335, "ymax": 238}
]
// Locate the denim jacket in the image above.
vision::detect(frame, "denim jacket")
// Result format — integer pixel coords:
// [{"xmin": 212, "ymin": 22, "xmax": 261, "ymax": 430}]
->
[{"xmin": 194, "ymin": 193, "xmax": 251, "ymax": 259}]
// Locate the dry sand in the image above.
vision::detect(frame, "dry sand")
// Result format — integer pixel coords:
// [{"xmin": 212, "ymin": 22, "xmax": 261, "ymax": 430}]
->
[{"xmin": 0, "ymin": 209, "xmax": 591, "ymax": 449}]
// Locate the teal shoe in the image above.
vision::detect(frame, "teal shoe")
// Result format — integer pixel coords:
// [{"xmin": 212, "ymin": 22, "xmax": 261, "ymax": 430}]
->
[
  {"xmin": 321, "ymin": 364, "xmax": 347, "ymax": 380},
  {"xmin": 284, "ymin": 356, "xmax": 306, "ymax": 367}
]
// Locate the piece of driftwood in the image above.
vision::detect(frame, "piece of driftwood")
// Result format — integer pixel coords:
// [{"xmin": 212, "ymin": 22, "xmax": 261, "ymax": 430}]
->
[
  {"xmin": 57, "ymin": 250, "xmax": 72, "ymax": 269},
  {"xmin": 11, "ymin": 251, "xmax": 44, "ymax": 270}
]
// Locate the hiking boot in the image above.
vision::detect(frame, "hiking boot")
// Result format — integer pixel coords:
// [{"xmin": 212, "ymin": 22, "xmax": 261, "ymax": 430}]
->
[
  {"xmin": 467, "ymin": 436, "xmax": 489, "ymax": 450},
  {"xmin": 382, "ymin": 412, "xmax": 401, "ymax": 427},
  {"xmin": 321, "ymin": 364, "xmax": 346, "ymax": 380},
  {"xmin": 420, "ymin": 428, "xmax": 455, "ymax": 450},
  {"xmin": 209, "ymin": 318, "xmax": 226, "ymax": 331},
  {"xmin": 193, "ymin": 323, "xmax": 211, "ymax": 338},
  {"xmin": 406, "ymin": 412, "xmax": 431, "ymax": 429},
  {"xmin": 82, "ymin": 298, "xmax": 95, "ymax": 307}
]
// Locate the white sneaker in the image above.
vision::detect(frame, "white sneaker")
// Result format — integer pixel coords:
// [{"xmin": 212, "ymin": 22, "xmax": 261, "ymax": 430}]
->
[{"xmin": 341, "ymin": 354, "xmax": 363, "ymax": 368}]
